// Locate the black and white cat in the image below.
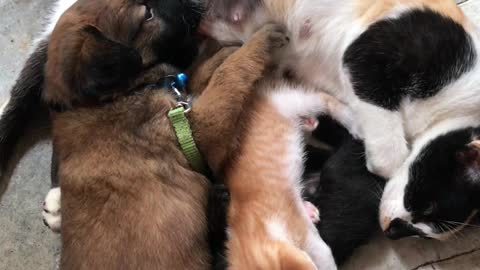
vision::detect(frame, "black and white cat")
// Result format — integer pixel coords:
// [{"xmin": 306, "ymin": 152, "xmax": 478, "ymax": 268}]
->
[{"xmin": 202, "ymin": 0, "xmax": 480, "ymax": 240}]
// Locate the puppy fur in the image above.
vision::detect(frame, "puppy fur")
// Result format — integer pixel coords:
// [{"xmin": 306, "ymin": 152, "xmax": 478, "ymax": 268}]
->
[{"xmin": 44, "ymin": 0, "xmax": 286, "ymax": 269}]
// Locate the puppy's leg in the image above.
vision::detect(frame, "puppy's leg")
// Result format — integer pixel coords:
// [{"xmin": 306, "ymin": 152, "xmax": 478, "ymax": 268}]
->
[
  {"xmin": 188, "ymin": 46, "xmax": 239, "ymax": 96},
  {"xmin": 208, "ymin": 184, "xmax": 230, "ymax": 270},
  {"xmin": 42, "ymin": 187, "xmax": 61, "ymax": 233},
  {"xmin": 190, "ymin": 23, "xmax": 289, "ymax": 175}
]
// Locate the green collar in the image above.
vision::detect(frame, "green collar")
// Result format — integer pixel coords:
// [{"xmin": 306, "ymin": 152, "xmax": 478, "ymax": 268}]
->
[
  {"xmin": 163, "ymin": 74, "xmax": 207, "ymax": 174},
  {"xmin": 168, "ymin": 105, "xmax": 207, "ymax": 173}
]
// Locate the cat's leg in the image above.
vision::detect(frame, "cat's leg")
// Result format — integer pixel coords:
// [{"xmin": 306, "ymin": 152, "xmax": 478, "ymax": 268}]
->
[
  {"xmin": 355, "ymin": 101, "xmax": 408, "ymax": 179},
  {"xmin": 190, "ymin": 23, "xmax": 289, "ymax": 175},
  {"xmin": 268, "ymin": 87, "xmax": 359, "ymax": 137},
  {"xmin": 304, "ymin": 228, "xmax": 338, "ymax": 270}
]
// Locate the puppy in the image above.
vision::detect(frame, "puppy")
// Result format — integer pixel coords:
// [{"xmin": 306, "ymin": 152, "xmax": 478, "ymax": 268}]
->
[{"xmin": 44, "ymin": 0, "xmax": 288, "ymax": 268}]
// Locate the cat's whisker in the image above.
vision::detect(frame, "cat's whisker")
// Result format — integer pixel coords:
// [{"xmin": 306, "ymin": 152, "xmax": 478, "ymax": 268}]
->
[{"xmin": 443, "ymin": 220, "xmax": 480, "ymax": 229}]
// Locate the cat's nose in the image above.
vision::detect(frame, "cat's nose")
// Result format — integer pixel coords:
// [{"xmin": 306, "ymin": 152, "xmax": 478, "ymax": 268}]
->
[{"xmin": 384, "ymin": 218, "xmax": 420, "ymax": 240}]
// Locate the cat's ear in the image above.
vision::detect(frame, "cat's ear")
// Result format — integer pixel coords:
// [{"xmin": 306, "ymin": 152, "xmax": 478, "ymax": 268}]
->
[
  {"xmin": 456, "ymin": 141, "xmax": 480, "ymax": 166},
  {"xmin": 456, "ymin": 140, "xmax": 480, "ymax": 185},
  {"xmin": 207, "ymin": 0, "xmax": 261, "ymax": 24},
  {"xmin": 278, "ymin": 243, "xmax": 318, "ymax": 270}
]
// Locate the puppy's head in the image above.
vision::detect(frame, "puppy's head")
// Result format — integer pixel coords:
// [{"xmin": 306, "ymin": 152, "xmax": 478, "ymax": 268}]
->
[
  {"xmin": 380, "ymin": 127, "xmax": 480, "ymax": 240},
  {"xmin": 45, "ymin": 0, "xmax": 204, "ymax": 107}
]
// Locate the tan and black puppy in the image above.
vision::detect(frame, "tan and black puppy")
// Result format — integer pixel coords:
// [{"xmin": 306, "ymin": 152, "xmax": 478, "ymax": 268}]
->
[{"xmin": 44, "ymin": 0, "xmax": 289, "ymax": 269}]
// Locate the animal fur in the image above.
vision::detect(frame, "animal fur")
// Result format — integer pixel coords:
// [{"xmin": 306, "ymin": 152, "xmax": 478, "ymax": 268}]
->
[
  {"xmin": 45, "ymin": 0, "xmax": 291, "ymax": 266},
  {"xmin": 203, "ymin": 0, "xmax": 480, "ymax": 240}
]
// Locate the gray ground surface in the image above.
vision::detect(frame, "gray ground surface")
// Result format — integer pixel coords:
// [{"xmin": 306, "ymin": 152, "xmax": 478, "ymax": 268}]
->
[{"xmin": 0, "ymin": 1, "xmax": 479, "ymax": 270}]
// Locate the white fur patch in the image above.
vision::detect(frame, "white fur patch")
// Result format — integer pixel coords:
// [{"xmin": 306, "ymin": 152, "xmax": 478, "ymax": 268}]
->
[
  {"xmin": 37, "ymin": 0, "xmax": 77, "ymax": 43},
  {"xmin": 304, "ymin": 229, "xmax": 337, "ymax": 270},
  {"xmin": 0, "ymin": 99, "xmax": 9, "ymax": 117},
  {"xmin": 265, "ymin": 219, "xmax": 289, "ymax": 242},
  {"xmin": 42, "ymin": 187, "xmax": 62, "ymax": 233}
]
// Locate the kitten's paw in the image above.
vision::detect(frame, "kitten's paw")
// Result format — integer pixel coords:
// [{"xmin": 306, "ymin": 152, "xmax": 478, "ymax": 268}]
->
[
  {"xmin": 303, "ymin": 201, "xmax": 320, "ymax": 224},
  {"xmin": 42, "ymin": 187, "xmax": 61, "ymax": 233},
  {"xmin": 301, "ymin": 116, "xmax": 319, "ymax": 132}
]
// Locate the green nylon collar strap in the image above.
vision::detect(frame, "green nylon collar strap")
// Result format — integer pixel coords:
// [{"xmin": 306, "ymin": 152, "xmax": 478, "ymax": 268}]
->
[{"xmin": 168, "ymin": 106, "xmax": 208, "ymax": 174}]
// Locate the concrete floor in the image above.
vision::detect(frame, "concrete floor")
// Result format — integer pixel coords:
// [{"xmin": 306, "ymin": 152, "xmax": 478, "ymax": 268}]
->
[{"xmin": 0, "ymin": 0, "xmax": 479, "ymax": 270}]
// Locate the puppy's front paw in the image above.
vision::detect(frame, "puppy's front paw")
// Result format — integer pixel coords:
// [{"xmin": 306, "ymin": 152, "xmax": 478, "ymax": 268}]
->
[
  {"xmin": 260, "ymin": 23, "xmax": 290, "ymax": 49},
  {"xmin": 42, "ymin": 187, "xmax": 61, "ymax": 233},
  {"xmin": 249, "ymin": 23, "xmax": 290, "ymax": 53}
]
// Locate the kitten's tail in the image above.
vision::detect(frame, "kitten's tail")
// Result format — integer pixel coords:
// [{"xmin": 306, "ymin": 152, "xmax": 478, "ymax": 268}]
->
[{"xmin": 0, "ymin": 39, "xmax": 48, "ymax": 183}]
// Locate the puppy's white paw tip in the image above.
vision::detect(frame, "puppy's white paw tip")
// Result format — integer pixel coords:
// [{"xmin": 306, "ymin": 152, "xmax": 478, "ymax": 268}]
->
[{"xmin": 42, "ymin": 187, "xmax": 61, "ymax": 233}]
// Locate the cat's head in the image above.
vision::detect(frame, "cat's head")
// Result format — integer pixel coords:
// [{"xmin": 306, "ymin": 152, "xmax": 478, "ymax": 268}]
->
[{"xmin": 380, "ymin": 127, "xmax": 480, "ymax": 240}]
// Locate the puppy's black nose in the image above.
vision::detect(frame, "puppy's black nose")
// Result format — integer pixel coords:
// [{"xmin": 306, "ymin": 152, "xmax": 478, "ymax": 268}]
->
[{"xmin": 384, "ymin": 218, "xmax": 420, "ymax": 240}]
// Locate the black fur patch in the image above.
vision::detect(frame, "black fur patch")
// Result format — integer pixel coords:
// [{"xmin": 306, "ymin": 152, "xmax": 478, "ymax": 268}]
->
[
  {"xmin": 207, "ymin": 184, "xmax": 230, "ymax": 270},
  {"xmin": 343, "ymin": 9, "xmax": 477, "ymax": 110},
  {"xmin": 405, "ymin": 127, "xmax": 480, "ymax": 232},
  {"xmin": 77, "ymin": 26, "xmax": 143, "ymax": 100},
  {"xmin": 151, "ymin": 0, "xmax": 204, "ymax": 69},
  {"xmin": 306, "ymin": 133, "xmax": 384, "ymax": 266},
  {"xmin": 0, "ymin": 39, "xmax": 48, "ymax": 179}
]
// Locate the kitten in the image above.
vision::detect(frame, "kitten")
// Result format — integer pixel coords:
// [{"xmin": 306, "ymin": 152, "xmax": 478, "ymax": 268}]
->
[
  {"xmin": 223, "ymin": 84, "xmax": 356, "ymax": 270},
  {"xmin": 305, "ymin": 117, "xmax": 385, "ymax": 266},
  {"xmin": 203, "ymin": 0, "xmax": 480, "ymax": 240}
]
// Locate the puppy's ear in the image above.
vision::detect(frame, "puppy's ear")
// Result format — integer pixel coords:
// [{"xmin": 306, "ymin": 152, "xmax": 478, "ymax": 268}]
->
[
  {"xmin": 278, "ymin": 243, "xmax": 318, "ymax": 270},
  {"xmin": 76, "ymin": 25, "xmax": 143, "ymax": 99}
]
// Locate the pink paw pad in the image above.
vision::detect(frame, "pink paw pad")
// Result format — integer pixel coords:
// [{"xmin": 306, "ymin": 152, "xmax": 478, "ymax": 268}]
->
[
  {"xmin": 300, "ymin": 116, "xmax": 319, "ymax": 132},
  {"xmin": 303, "ymin": 201, "xmax": 320, "ymax": 224}
]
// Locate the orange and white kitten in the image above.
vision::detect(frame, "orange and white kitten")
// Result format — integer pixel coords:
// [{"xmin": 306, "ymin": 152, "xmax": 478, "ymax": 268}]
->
[{"xmin": 225, "ymin": 83, "xmax": 354, "ymax": 270}]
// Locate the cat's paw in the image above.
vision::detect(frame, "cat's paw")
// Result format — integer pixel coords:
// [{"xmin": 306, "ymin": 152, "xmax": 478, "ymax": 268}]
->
[
  {"xmin": 303, "ymin": 201, "xmax": 320, "ymax": 224},
  {"xmin": 42, "ymin": 187, "xmax": 61, "ymax": 233},
  {"xmin": 366, "ymin": 144, "xmax": 409, "ymax": 179}
]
